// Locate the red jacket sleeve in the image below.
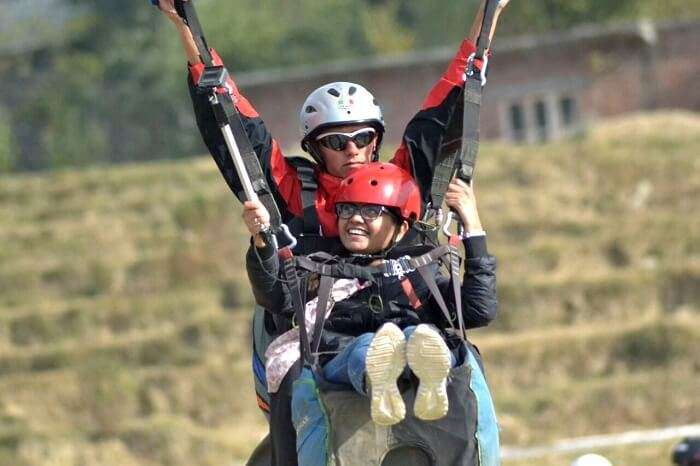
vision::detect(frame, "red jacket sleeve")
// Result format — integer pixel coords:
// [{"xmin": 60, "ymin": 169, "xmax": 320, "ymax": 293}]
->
[{"xmin": 187, "ymin": 49, "xmax": 305, "ymax": 219}]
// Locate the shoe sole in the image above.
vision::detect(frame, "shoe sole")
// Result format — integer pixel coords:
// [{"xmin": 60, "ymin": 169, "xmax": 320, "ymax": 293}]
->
[
  {"xmin": 365, "ymin": 323, "xmax": 407, "ymax": 426},
  {"xmin": 406, "ymin": 324, "xmax": 451, "ymax": 421}
]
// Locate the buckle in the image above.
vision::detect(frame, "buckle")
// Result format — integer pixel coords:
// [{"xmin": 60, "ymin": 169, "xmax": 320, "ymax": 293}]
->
[
  {"xmin": 464, "ymin": 52, "xmax": 489, "ymax": 87},
  {"xmin": 383, "ymin": 257, "xmax": 415, "ymax": 278}
]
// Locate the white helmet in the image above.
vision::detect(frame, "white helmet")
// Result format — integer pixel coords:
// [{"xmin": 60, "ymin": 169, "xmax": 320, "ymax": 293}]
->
[
  {"xmin": 571, "ymin": 453, "xmax": 613, "ymax": 466},
  {"xmin": 299, "ymin": 82, "xmax": 384, "ymax": 155}
]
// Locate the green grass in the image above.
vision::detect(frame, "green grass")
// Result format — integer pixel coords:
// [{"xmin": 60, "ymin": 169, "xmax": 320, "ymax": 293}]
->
[{"xmin": 0, "ymin": 111, "xmax": 699, "ymax": 465}]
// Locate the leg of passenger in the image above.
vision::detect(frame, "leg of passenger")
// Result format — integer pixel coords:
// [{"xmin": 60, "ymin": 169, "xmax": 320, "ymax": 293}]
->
[
  {"xmin": 323, "ymin": 333, "xmax": 375, "ymax": 394},
  {"xmin": 406, "ymin": 324, "xmax": 452, "ymax": 421},
  {"xmin": 269, "ymin": 361, "xmax": 300, "ymax": 466},
  {"xmin": 365, "ymin": 323, "xmax": 407, "ymax": 426},
  {"xmin": 404, "ymin": 325, "xmax": 456, "ymax": 366}
]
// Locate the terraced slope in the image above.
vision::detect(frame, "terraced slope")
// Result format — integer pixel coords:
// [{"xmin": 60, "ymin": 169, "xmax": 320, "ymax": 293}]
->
[{"xmin": 0, "ymin": 112, "xmax": 698, "ymax": 466}]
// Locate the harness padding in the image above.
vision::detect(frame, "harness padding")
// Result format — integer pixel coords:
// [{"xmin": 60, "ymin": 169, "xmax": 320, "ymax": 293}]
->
[{"xmin": 289, "ymin": 352, "xmax": 500, "ymax": 466}]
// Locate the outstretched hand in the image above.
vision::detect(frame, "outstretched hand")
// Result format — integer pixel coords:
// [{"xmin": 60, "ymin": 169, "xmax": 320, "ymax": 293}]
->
[
  {"xmin": 444, "ymin": 178, "xmax": 483, "ymax": 233},
  {"xmin": 496, "ymin": 0, "xmax": 511, "ymax": 10},
  {"xmin": 154, "ymin": 0, "xmax": 185, "ymax": 24}
]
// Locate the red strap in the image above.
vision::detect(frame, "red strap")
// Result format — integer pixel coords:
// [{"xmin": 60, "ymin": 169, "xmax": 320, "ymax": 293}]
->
[
  {"xmin": 401, "ymin": 277, "xmax": 422, "ymax": 310},
  {"xmin": 256, "ymin": 394, "xmax": 270, "ymax": 413},
  {"xmin": 278, "ymin": 246, "xmax": 293, "ymax": 261},
  {"xmin": 448, "ymin": 234, "xmax": 461, "ymax": 247}
]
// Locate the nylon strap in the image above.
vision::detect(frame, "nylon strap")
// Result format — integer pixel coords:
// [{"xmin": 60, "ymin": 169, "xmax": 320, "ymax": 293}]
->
[
  {"xmin": 408, "ymin": 246, "xmax": 457, "ymax": 331},
  {"xmin": 177, "ymin": 1, "xmax": 284, "ymax": 231},
  {"xmin": 294, "ymin": 256, "xmax": 378, "ymax": 283},
  {"xmin": 279, "ymin": 247, "xmax": 313, "ymax": 365},
  {"xmin": 448, "ymin": 242, "xmax": 467, "ymax": 341},
  {"xmin": 295, "ymin": 164, "xmax": 321, "ymax": 236},
  {"xmin": 476, "ymin": 0, "xmax": 500, "ymax": 59},
  {"xmin": 310, "ymin": 275, "xmax": 334, "ymax": 364},
  {"xmin": 426, "ymin": 0, "xmax": 499, "ymax": 218}
]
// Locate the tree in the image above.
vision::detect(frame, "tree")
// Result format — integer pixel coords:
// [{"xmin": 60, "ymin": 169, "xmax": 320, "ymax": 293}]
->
[{"xmin": 0, "ymin": 108, "xmax": 16, "ymax": 172}]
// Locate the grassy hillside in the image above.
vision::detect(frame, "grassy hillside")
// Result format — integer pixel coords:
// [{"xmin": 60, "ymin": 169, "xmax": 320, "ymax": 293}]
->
[{"xmin": 1, "ymin": 111, "xmax": 699, "ymax": 466}]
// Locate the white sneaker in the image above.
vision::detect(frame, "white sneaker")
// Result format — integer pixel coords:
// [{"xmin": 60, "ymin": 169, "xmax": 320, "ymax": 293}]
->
[
  {"xmin": 406, "ymin": 324, "xmax": 452, "ymax": 421},
  {"xmin": 365, "ymin": 323, "xmax": 407, "ymax": 426}
]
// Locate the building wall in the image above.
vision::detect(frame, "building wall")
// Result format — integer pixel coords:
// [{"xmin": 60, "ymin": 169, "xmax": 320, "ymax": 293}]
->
[{"xmin": 235, "ymin": 21, "xmax": 700, "ymax": 152}]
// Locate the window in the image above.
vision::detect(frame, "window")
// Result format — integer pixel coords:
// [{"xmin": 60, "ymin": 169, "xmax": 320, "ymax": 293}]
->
[
  {"xmin": 502, "ymin": 93, "xmax": 581, "ymax": 143},
  {"xmin": 509, "ymin": 103, "xmax": 526, "ymax": 142},
  {"xmin": 534, "ymin": 100, "xmax": 548, "ymax": 141},
  {"xmin": 560, "ymin": 96, "xmax": 578, "ymax": 127}
]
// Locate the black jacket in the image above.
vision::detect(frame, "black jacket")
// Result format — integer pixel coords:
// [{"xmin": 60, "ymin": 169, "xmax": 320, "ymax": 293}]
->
[{"xmin": 246, "ymin": 237, "xmax": 497, "ymax": 344}]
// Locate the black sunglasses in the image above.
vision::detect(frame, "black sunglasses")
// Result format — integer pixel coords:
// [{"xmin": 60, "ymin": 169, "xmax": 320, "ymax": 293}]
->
[
  {"xmin": 335, "ymin": 203, "xmax": 396, "ymax": 221},
  {"xmin": 316, "ymin": 128, "xmax": 376, "ymax": 151}
]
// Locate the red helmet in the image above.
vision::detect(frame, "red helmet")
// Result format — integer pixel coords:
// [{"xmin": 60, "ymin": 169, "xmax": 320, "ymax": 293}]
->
[{"xmin": 333, "ymin": 162, "xmax": 421, "ymax": 221}]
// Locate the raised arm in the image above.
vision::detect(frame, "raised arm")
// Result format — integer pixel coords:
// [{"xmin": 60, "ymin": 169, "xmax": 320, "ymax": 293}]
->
[
  {"xmin": 152, "ymin": 1, "xmax": 307, "ymax": 215},
  {"xmin": 390, "ymin": 0, "xmax": 510, "ymax": 202},
  {"xmin": 155, "ymin": 0, "xmax": 201, "ymax": 65},
  {"xmin": 242, "ymin": 201, "xmax": 292, "ymax": 313}
]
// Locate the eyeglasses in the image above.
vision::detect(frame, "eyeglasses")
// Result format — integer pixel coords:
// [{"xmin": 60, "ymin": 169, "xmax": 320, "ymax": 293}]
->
[
  {"xmin": 335, "ymin": 203, "xmax": 395, "ymax": 221},
  {"xmin": 316, "ymin": 128, "xmax": 376, "ymax": 151}
]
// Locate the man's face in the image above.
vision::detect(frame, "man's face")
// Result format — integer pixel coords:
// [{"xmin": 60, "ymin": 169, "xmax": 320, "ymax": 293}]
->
[{"xmin": 315, "ymin": 124, "xmax": 377, "ymax": 178}]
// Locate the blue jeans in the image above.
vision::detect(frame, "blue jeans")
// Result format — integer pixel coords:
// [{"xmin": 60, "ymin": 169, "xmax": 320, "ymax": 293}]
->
[{"xmin": 323, "ymin": 326, "xmax": 456, "ymax": 395}]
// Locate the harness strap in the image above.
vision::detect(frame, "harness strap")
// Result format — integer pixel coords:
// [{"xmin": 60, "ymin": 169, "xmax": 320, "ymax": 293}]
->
[
  {"xmin": 408, "ymin": 246, "xmax": 456, "ymax": 330},
  {"xmin": 448, "ymin": 242, "xmax": 467, "ymax": 341},
  {"xmin": 408, "ymin": 244, "xmax": 467, "ymax": 339},
  {"xmin": 279, "ymin": 247, "xmax": 313, "ymax": 365},
  {"xmin": 310, "ymin": 275, "xmax": 334, "ymax": 365},
  {"xmin": 475, "ymin": 0, "xmax": 500, "ymax": 60},
  {"xmin": 426, "ymin": 0, "xmax": 500, "ymax": 221},
  {"xmin": 400, "ymin": 277, "xmax": 422, "ymax": 310},
  {"xmin": 414, "ymin": 264, "xmax": 456, "ymax": 331},
  {"xmin": 294, "ymin": 256, "xmax": 378, "ymax": 282},
  {"xmin": 295, "ymin": 163, "xmax": 321, "ymax": 236}
]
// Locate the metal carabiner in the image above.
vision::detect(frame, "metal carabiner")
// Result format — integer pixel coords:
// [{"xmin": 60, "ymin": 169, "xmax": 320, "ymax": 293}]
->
[
  {"xmin": 277, "ymin": 223, "xmax": 298, "ymax": 251},
  {"xmin": 441, "ymin": 211, "xmax": 465, "ymax": 239},
  {"xmin": 464, "ymin": 52, "xmax": 489, "ymax": 87}
]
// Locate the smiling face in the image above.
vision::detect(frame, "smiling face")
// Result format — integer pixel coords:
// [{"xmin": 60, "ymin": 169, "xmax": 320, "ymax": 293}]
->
[
  {"xmin": 315, "ymin": 124, "xmax": 377, "ymax": 178},
  {"xmin": 337, "ymin": 204, "xmax": 409, "ymax": 254}
]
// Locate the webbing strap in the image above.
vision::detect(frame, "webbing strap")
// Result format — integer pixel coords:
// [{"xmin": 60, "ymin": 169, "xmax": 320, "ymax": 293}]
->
[
  {"xmin": 475, "ymin": 0, "xmax": 500, "ymax": 59},
  {"xmin": 295, "ymin": 164, "xmax": 321, "ymax": 236},
  {"xmin": 409, "ymin": 246, "xmax": 456, "ymax": 331},
  {"xmin": 415, "ymin": 265, "xmax": 455, "ymax": 331},
  {"xmin": 177, "ymin": 1, "xmax": 213, "ymax": 65},
  {"xmin": 177, "ymin": 1, "xmax": 284, "ymax": 230},
  {"xmin": 426, "ymin": 0, "xmax": 499, "ymax": 218},
  {"xmin": 457, "ymin": 77, "xmax": 482, "ymax": 182},
  {"xmin": 294, "ymin": 256, "xmax": 378, "ymax": 282},
  {"xmin": 310, "ymin": 275, "xmax": 334, "ymax": 363},
  {"xmin": 449, "ymin": 243, "xmax": 467, "ymax": 341},
  {"xmin": 280, "ymin": 247, "xmax": 313, "ymax": 365}
]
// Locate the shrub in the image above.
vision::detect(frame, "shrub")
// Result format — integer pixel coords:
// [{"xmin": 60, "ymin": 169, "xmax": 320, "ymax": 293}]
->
[{"xmin": 79, "ymin": 357, "xmax": 139, "ymax": 436}]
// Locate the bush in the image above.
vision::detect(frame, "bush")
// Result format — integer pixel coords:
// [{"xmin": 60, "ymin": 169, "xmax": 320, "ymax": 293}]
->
[
  {"xmin": 613, "ymin": 323, "xmax": 693, "ymax": 368},
  {"xmin": 0, "ymin": 109, "xmax": 15, "ymax": 173},
  {"xmin": 79, "ymin": 357, "xmax": 139, "ymax": 436}
]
